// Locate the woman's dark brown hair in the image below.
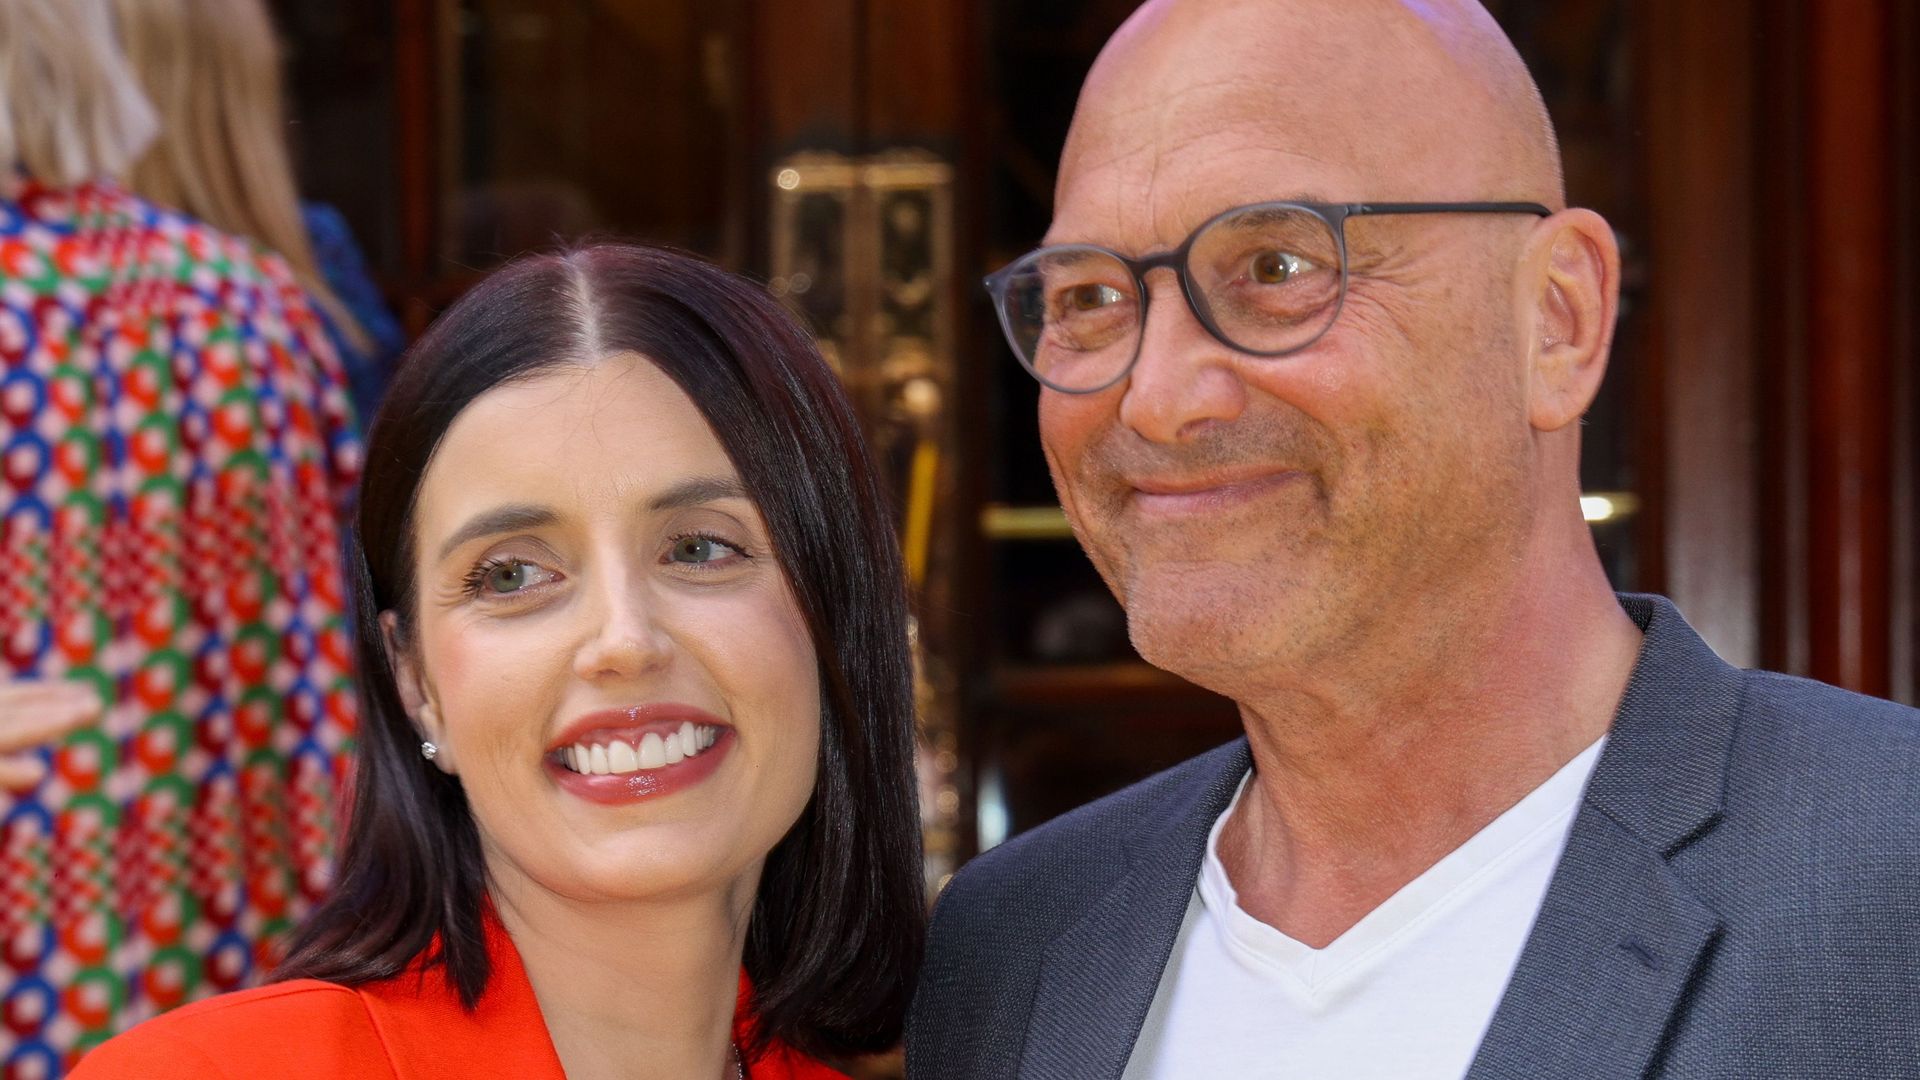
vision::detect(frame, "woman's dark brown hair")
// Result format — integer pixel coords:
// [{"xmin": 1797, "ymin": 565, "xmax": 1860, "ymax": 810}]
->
[{"xmin": 275, "ymin": 243, "xmax": 924, "ymax": 1059}]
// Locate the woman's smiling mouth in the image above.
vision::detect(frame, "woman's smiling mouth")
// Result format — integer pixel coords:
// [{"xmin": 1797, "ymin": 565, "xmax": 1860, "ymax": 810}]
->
[
  {"xmin": 545, "ymin": 705, "xmax": 734, "ymax": 803},
  {"xmin": 556, "ymin": 721, "xmax": 721, "ymax": 775}
]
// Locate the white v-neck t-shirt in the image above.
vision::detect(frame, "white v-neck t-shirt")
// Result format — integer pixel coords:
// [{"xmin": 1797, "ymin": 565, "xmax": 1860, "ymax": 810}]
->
[{"xmin": 1121, "ymin": 738, "xmax": 1605, "ymax": 1080}]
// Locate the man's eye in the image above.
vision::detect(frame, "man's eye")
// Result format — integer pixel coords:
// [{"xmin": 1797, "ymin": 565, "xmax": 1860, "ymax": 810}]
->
[
  {"xmin": 669, "ymin": 535, "xmax": 745, "ymax": 565},
  {"xmin": 1249, "ymin": 250, "xmax": 1312, "ymax": 284},
  {"xmin": 1062, "ymin": 283, "xmax": 1125, "ymax": 311}
]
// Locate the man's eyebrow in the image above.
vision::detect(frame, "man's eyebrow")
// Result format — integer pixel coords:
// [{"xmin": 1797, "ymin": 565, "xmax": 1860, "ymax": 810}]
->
[
  {"xmin": 649, "ymin": 475, "xmax": 752, "ymax": 512},
  {"xmin": 436, "ymin": 504, "xmax": 558, "ymax": 560},
  {"xmin": 1041, "ymin": 194, "xmax": 1340, "ymax": 248}
]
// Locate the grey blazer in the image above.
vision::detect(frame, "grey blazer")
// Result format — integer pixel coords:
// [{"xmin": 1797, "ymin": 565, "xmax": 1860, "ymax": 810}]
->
[{"xmin": 907, "ymin": 595, "xmax": 1920, "ymax": 1078}]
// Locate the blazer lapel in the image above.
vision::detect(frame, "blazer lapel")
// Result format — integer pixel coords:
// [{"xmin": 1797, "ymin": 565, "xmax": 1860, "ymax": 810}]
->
[
  {"xmin": 1016, "ymin": 741, "xmax": 1251, "ymax": 1080},
  {"xmin": 359, "ymin": 914, "xmax": 570, "ymax": 1080},
  {"xmin": 1468, "ymin": 594, "xmax": 1739, "ymax": 1079}
]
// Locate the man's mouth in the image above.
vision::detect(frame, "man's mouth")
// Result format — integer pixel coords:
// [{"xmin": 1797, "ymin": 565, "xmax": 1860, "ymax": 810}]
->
[{"xmin": 1126, "ymin": 469, "xmax": 1309, "ymax": 516}]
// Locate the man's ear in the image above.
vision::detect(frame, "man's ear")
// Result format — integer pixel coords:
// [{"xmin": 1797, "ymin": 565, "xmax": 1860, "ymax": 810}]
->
[
  {"xmin": 1521, "ymin": 208, "xmax": 1620, "ymax": 432},
  {"xmin": 381, "ymin": 610, "xmax": 454, "ymax": 774}
]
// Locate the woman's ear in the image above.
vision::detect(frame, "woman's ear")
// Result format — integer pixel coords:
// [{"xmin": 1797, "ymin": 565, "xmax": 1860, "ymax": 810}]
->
[{"xmin": 381, "ymin": 610, "xmax": 455, "ymax": 775}]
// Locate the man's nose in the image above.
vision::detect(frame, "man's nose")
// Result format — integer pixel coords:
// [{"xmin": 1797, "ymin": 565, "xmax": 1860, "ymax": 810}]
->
[
  {"xmin": 1117, "ymin": 271, "xmax": 1249, "ymax": 443},
  {"xmin": 571, "ymin": 571, "xmax": 673, "ymax": 682}
]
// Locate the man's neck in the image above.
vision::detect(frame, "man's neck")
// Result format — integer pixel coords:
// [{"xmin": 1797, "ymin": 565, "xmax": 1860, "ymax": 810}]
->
[
  {"xmin": 1216, "ymin": 544, "xmax": 1642, "ymax": 948},
  {"xmin": 488, "ymin": 868, "xmax": 755, "ymax": 1080}
]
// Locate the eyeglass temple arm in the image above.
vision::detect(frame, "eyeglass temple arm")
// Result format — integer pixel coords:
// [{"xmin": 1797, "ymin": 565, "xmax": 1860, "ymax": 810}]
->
[{"xmin": 1347, "ymin": 201, "xmax": 1554, "ymax": 217}]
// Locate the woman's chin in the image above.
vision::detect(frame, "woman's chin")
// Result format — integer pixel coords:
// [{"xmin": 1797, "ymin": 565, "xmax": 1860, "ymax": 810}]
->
[{"xmin": 501, "ymin": 829, "xmax": 766, "ymax": 908}]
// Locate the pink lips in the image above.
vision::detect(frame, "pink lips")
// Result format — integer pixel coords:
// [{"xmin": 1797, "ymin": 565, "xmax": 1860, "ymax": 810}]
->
[
  {"xmin": 1128, "ymin": 469, "xmax": 1308, "ymax": 517},
  {"xmin": 545, "ymin": 704, "xmax": 733, "ymax": 805}
]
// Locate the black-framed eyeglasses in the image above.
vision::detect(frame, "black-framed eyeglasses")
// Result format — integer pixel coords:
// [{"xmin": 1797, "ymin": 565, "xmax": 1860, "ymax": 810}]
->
[{"xmin": 983, "ymin": 200, "xmax": 1552, "ymax": 394}]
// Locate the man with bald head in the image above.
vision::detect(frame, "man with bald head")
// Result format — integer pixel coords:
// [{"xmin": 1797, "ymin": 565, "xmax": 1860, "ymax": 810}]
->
[{"xmin": 907, "ymin": 1, "xmax": 1920, "ymax": 1077}]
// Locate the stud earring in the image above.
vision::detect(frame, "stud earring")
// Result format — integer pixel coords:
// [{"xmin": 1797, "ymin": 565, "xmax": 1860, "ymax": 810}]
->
[{"xmin": 420, "ymin": 741, "xmax": 438, "ymax": 761}]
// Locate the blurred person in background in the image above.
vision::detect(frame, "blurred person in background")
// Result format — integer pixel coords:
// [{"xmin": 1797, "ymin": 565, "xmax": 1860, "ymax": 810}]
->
[
  {"xmin": 0, "ymin": 681, "xmax": 103, "ymax": 789},
  {"xmin": 0, "ymin": 0, "xmax": 130, "ymax": 789},
  {"xmin": 0, "ymin": 0, "xmax": 362, "ymax": 1071},
  {"xmin": 113, "ymin": 0, "xmax": 405, "ymax": 422}
]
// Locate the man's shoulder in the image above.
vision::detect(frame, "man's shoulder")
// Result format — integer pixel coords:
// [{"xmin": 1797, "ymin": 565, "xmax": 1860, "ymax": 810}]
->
[
  {"xmin": 1658, "ymin": 664, "xmax": 1920, "ymax": 931},
  {"xmin": 1735, "ymin": 661, "xmax": 1912, "ymax": 787},
  {"xmin": 933, "ymin": 738, "xmax": 1246, "ymax": 928},
  {"xmin": 909, "ymin": 739, "xmax": 1245, "ymax": 1075},
  {"xmin": 1726, "ymin": 666, "xmax": 1920, "ymax": 819}
]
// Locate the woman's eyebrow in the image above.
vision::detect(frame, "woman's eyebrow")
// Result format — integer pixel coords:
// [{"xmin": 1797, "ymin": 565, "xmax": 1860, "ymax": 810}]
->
[
  {"xmin": 436, "ymin": 503, "xmax": 558, "ymax": 560},
  {"xmin": 648, "ymin": 476, "xmax": 750, "ymax": 512}
]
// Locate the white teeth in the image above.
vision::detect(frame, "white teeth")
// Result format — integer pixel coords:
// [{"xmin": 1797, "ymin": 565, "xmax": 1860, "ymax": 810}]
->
[
  {"xmin": 560, "ymin": 725, "xmax": 721, "ymax": 775},
  {"xmin": 637, "ymin": 732, "xmax": 666, "ymax": 769},
  {"xmin": 607, "ymin": 740, "xmax": 639, "ymax": 772}
]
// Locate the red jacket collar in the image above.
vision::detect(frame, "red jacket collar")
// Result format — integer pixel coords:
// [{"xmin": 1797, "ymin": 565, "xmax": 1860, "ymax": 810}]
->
[{"xmin": 354, "ymin": 908, "xmax": 848, "ymax": 1079}]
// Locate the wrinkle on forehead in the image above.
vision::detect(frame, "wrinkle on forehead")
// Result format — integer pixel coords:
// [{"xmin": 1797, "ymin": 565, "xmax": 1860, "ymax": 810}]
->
[{"xmin": 1049, "ymin": 140, "xmax": 1348, "ymax": 251}]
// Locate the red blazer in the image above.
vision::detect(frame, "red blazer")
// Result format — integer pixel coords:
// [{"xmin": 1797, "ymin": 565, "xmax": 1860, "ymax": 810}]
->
[{"xmin": 70, "ymin": 913, "xmax": 850, "ymax": 1080}]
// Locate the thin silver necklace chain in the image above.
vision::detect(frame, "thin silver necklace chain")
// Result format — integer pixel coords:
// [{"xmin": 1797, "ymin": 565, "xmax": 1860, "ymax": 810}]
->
[{"xmin": 732, "ymin": 1041, "xmax": 746, "ymax": 1080}]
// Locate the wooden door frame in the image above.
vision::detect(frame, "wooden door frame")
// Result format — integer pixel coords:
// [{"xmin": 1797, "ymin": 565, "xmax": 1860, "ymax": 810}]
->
[{"xmin": 1641, "ymin": 0, "xmax": 1913, "ymax": 701}]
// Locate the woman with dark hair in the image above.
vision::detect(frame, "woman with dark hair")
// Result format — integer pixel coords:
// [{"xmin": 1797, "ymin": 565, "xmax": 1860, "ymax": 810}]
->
[{"xmin": 73, "ymin": 243, "xmax": 925, "ymax": 1079}]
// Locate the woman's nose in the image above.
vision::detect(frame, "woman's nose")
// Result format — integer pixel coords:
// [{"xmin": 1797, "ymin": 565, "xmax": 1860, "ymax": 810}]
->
[{"xmin": 571, "ymin": 575, "xmax": 673, "ymax": 682}]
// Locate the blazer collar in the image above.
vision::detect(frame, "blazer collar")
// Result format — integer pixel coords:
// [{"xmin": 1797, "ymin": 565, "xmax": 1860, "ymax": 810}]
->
[
  {"xmin": 1016, "ymin": 739, "xmax": 1252, "ymax": 1080},
  {"xmin": 1466, "ymin": 593, "xmax": 1735, "ymax": 1079},
  {"xmin": 356, "ymin": 912, "xmax": 569, "ymax": 1080},
  {"xmin": 1581, "ymin": 593, "xmax": 1741, "ymax": 854}
]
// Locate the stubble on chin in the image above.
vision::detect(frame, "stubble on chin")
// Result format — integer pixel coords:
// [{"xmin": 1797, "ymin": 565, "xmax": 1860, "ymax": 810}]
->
[{"xmin": 1056, "ymin": 417, "xmax": 1349, "ymax": 688}]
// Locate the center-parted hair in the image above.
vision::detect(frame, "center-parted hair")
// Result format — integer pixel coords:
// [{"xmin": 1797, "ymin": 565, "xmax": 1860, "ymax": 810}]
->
[{"xmin": 275, "ymin": 242, "xmax": 925, "ymax": 1058}]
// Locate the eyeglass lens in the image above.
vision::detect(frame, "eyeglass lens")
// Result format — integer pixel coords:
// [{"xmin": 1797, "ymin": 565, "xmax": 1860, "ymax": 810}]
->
[{"xmin": 993, "ymin": 203, "xmax": 1345, "ymax": 392}]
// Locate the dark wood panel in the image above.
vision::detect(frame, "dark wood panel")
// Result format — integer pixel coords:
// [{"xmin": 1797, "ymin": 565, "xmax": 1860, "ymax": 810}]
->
[
  {"xmin": 1893, "ymin": 0, "xmax": 1918, "ymax": 706},
  {"xmin": 1634, "ymin": 0, "xmax": 1760, "ymax": 664},
  {"xmin": 393, "ymin": 0, "xmax": 442, "ymax": 333},
  {"xmin": 751, "ymin": 0, "xmax": 860, "ymax": 150},
  {"xmin": 862, "ymin": 0, "xmax": 966, "ymax": 144},
  {"xmin": 1757, "ymin": 0, "xmax": 1813, "ymax": 678},
  {"xmin": 1804, "ymin": 0, "xmax": 1895, "ymax": 697}
]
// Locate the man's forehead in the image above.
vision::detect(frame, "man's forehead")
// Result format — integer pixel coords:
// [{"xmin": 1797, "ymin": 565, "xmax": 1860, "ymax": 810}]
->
[
  {"xmin": 1045, "ymin": 0, "xmax": 1559, "ymax": 248},
  {"xmin": 1047, "ymin": 114, "xmax": 1367, "ymax": 251},
  {"xmin": 1049, "ymin": 27, "xmax": 1437, "ymax": 241}
]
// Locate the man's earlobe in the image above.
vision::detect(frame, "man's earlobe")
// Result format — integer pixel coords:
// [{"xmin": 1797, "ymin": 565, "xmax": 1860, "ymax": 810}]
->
[{"xmin": 1526, "ymin": 210, "xmax": 1620, "ymax": 432}]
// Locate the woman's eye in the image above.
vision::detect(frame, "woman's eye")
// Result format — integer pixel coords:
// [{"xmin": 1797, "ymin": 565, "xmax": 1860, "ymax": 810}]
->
[
  {"xmin": 1249, "ymin": 250, "xmax": 1312, "ymax": 284},
  {"xmin": 669, "ymin": 535, "xmax": 745, "ymax": 565},
  {"xmin": 472, "ymin": 558, "xmax": 555, "ymax": 596}
]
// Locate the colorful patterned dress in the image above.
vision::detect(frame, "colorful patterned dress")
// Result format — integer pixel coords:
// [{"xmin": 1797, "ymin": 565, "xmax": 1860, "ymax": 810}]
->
[{"xmin": 0, "ymin": 179, "xmax": 361, "ymax": 1076}]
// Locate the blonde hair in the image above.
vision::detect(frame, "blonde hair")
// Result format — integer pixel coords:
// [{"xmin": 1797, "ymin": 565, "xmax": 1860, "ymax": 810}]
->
[
  {"xmin": 0, "ymin": 0, "xmax": 160, "ymax": 194},
  {"xmin": 115, "ymin": 0, "xmax": 369, "ymax": 349}
]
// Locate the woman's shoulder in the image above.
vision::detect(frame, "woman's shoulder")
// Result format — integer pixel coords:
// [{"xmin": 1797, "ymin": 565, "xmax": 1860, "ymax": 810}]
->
[{"xmin": 69, "ymin": 980, "xmax": 392, "ymax": 1079}]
